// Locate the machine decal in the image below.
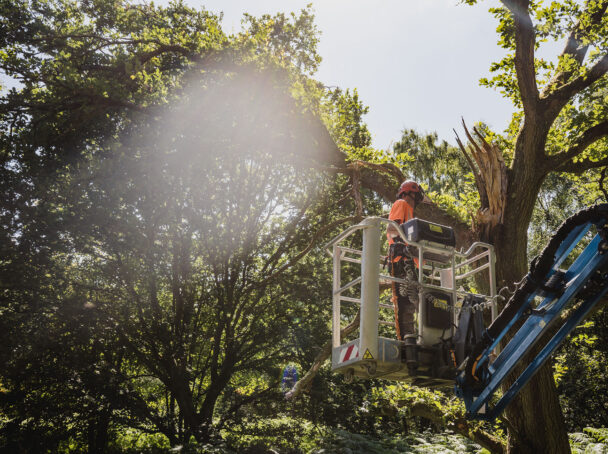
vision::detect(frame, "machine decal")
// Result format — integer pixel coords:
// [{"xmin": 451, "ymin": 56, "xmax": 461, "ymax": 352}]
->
[
  {"xmin": 433, "ymin": 298, "xmax": 449, "ymax": 311},
  {"xmin": 362, "ymin": 348, "xmax": 374, "ymax": 360}
]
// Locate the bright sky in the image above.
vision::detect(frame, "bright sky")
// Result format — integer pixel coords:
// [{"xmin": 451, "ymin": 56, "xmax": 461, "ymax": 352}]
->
[
  {"xmin": 187, "ymin": 0, "xmax": 514, "ymax": 149},
  {"xmin": 0, "ymin": 1, "xmax": 521, "ymax": 149}
]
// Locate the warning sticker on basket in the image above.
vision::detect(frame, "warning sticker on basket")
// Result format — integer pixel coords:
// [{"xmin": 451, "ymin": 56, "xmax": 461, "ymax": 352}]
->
[
  {"xmin": 339, "ymin": 344, "xmax": 359, "ymax": 363},
  {"xmin": 363, "ymin": 348, "xmax": 373, "ymax": 360}
]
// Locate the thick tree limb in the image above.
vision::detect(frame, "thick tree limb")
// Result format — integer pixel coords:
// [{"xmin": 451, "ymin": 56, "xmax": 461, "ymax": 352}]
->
[
  {"xmin": 546, "ymin": 52, "xmax": 608, "ymax": 105},
  {"xmin": 347, "ymin": 159, "xmax": 476, "ymax": 249},
  {"xmin": 502, "ymin": 0, "xmax": 539, "ymax": 115},
  {"xmin": 541, "ymin": 0, "xmax": 608, "ymax": 99},
  {"xmin": 348, "ymin": 160, "xmax": 405, "ymax": 203},
  {"xmin": 355, "ymin": 160, "xmax": 406, "ymax": 186},
  {"xmin": 547, "ymin": 120, "xmax": 608, "ymax": 172},
  {"xmin": 556, "ymin": 155, "xmax": 608, "ymax": 174}
]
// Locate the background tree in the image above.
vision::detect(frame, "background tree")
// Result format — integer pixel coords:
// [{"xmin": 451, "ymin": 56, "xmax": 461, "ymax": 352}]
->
[{"xmin": 0, "ymin": 0, "xmax": 350, "ymax": 449}]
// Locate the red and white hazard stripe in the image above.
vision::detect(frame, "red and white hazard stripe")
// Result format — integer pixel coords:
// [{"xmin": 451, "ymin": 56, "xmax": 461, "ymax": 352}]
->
[{"xmin": 339, "ymin": 344, "xmax": 359, "ymax": 363}]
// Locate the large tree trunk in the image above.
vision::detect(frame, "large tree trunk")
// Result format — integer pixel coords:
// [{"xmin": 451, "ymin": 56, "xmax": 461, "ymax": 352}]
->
[
  {"xmin": 87, "ymin": 412, "xmax": 110, "ymax": 454},
  {"xmin": 452, "ymin": 116, "xmax": 586, "ymax": 453},
  {"xmin": 504, "ymin": 364, "xmax": 570, "ymax": 453},
  {"xmin": 497, "ymin": 205, "xmax": 570, "ymax": 452},
  {"xmin": 166, "ymin": 370, "xmax": 204, "ymax": 442},
  {"xmin": 461, "ymin": 122, "xmax": 571, "ymax": 453}
]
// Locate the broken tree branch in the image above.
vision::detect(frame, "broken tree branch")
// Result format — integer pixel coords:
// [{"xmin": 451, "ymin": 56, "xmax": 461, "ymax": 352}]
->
[{"xmin": 454, "ymin": 121, "xmax": 508, "ymax": 239}]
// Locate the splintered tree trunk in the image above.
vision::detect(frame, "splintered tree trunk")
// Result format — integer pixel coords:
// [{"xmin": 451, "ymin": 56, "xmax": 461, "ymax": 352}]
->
[{"xmin": 459, "ymin": 123, "xmax": 571, "ymax": 454}]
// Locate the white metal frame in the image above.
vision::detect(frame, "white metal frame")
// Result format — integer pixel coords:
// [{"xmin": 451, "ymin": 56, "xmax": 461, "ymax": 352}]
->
[{"xmin": 326, "ymin": 217, "xmax": 497, "ymax": 357}]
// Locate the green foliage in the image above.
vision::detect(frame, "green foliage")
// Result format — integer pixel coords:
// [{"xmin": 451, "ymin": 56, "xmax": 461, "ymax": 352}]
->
[
  {"xmin": 584, "ymin": 428, "xmax": 608, "ymax": 444},
  {"xmin": 477, "ymin": 1, "xmax": 608, "ymax": 165},
  {"xmin": 555, "ymin": 309, "xmax": 608, "ymax": 431},
  {"xmin": 569, "ymin": 428, "xmax": 608, "ymax": 454},
  {"xmin": 322, "ymin": 87, "xmax": 376, "ymax": 162},
  {"xmin": 223, "ymin": 417, "xmax": 320, "ymax": 453},
  {"xmin": 0, "ymin": 0, "xmax": 347, "ymax": 449},
  {"xmin": 241, "ymin": 6, "xmax": 322, "ymax": 76},
  {"xmin": 312, "ymin": 428, "xmax": 488, "ymax": 453},
  {"xmin": 392, "ymin": 130, "xmax": 468, "ymax": 192},
  {"xmin": 389, "ymin": 129, "xmax": 480, "ymax": 222},
  {"xmin": 0, "ymin": 0, "xmax": 397, "ymax": 450},
  {"xmin": 528, "ymin": 172, "xmax": 587, "ymax": 258},
  {"xmin": 2, "ymin": 0, "xmax": 608, "ymax": 451},
  {"xmin": 106, "ymin": 429, "xmax": 171, "ymax": 453}
]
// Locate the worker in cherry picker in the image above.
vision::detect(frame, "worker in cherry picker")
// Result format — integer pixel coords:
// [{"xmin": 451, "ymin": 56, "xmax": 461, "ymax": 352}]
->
[{"xmin": 387, "ymin": 180, "xmax": 430, "ymax": 340}]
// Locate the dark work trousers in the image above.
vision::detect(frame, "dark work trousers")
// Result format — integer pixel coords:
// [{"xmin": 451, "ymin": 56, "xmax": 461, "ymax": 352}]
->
[{"xmin": 390, "ymin": 257, "xmax": 419, "ymax": 340}]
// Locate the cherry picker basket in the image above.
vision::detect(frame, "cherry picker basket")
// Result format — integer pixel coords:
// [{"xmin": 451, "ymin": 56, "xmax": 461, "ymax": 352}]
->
[{"xmin": 325, "ymin": 217, "xmax": 497, "ymax": 386}]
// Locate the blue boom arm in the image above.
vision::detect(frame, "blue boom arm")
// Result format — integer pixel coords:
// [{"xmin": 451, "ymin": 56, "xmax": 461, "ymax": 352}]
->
[{"xmin": 455, "ymin": 204, "xmax": 608, "ymax": 421}]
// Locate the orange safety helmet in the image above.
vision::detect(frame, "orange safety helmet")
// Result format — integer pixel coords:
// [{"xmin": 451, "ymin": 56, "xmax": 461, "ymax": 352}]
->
[{"xmin": 397, "ymin": 180, "xmax": 425, "ymax": 203}]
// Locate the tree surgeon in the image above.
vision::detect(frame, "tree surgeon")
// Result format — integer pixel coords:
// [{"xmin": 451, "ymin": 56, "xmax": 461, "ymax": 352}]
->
[{"xmin": 387, "ymin": 180, "xmax": 430, "ymax": 339}]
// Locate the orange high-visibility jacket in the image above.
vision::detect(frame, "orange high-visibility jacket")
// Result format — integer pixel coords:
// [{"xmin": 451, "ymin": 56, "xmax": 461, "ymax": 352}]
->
[
  {"xmin": 387, "ymin": 198, "xmax": 414, "ymax": 245},
  {"xmin": 387, "ymin": 198, "xmax": 419, "ymax": 266}
]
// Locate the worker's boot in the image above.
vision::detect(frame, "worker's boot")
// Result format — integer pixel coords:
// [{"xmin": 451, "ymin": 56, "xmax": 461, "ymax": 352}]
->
[{"xmin": 397, "ymin": 300, "xmax": 416, "ymax": 339}]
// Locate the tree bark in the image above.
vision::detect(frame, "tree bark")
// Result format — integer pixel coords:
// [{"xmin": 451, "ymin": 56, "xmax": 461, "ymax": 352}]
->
[
  {"xmin": 492, "ymin": 222, "xmax": 571, "ymax": 454},
  {"xmin": 87, "ymin": 412, "xmax": 110, "ymax": 454},
  {"xmin": 461, "ymin": 120, "xmax": 571, "ymax": 453},
  {"xmin": 172, "ymin": 376, "xmax": 202, "ymax": 442}
]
